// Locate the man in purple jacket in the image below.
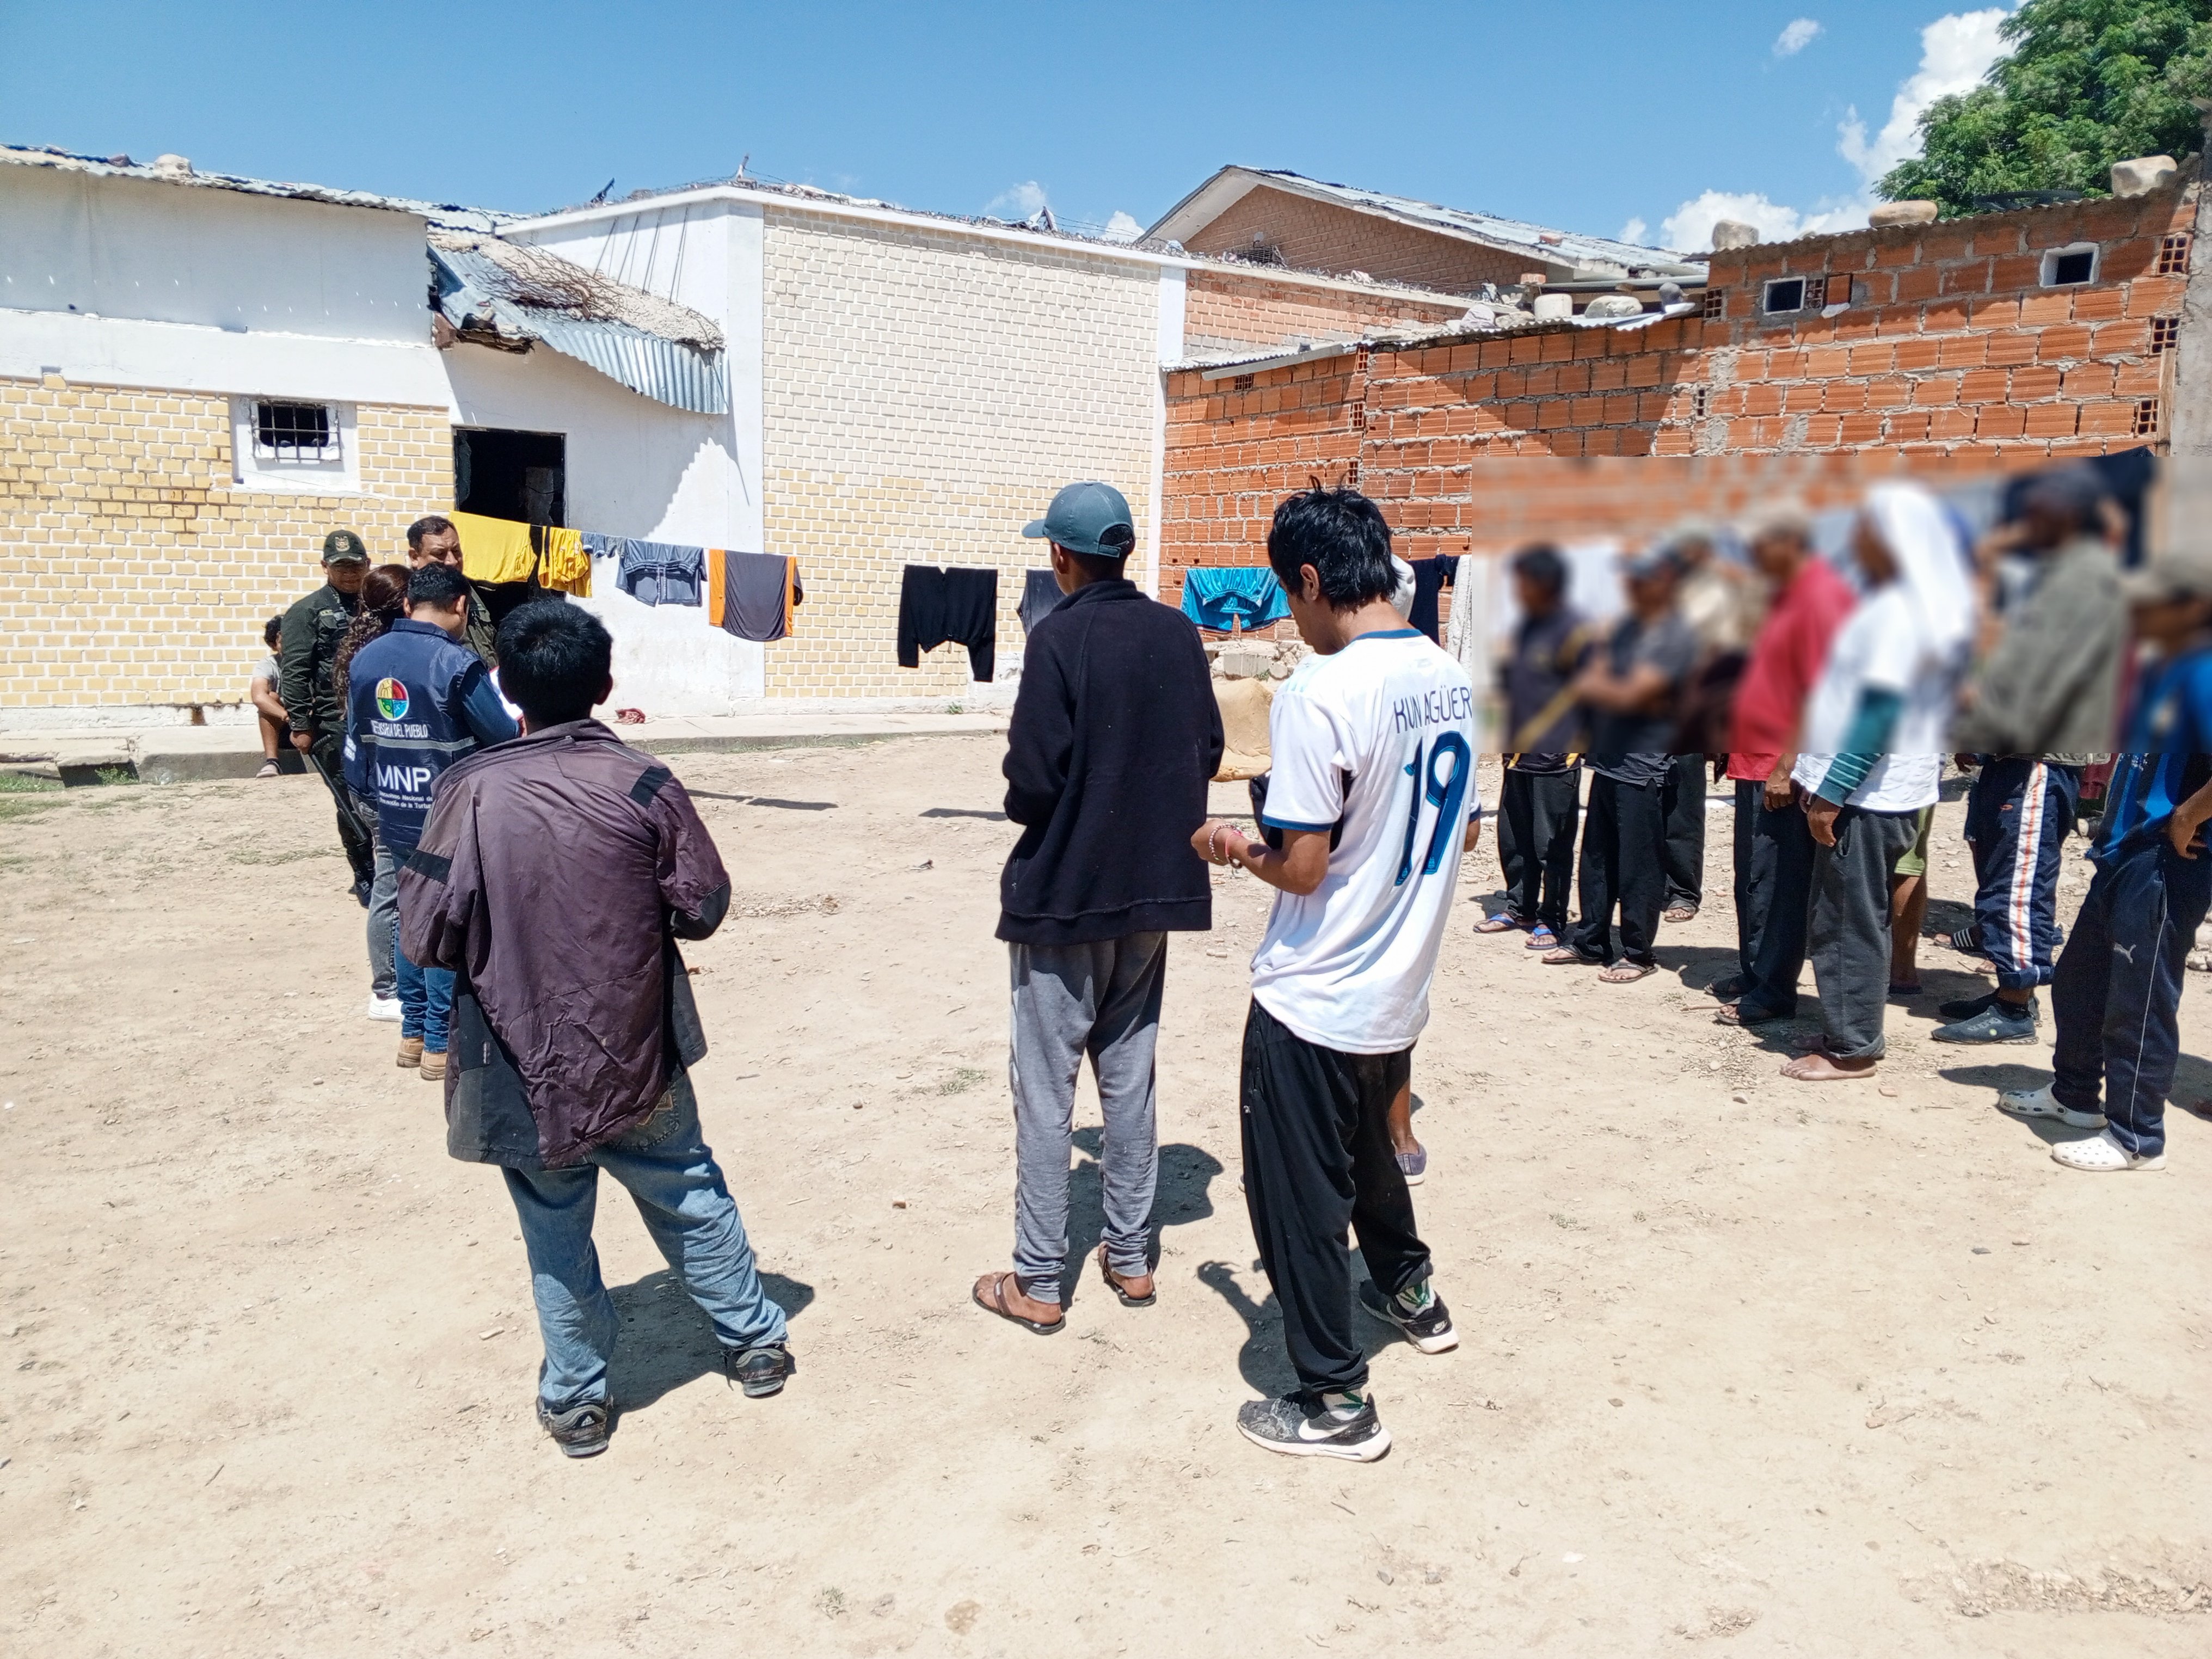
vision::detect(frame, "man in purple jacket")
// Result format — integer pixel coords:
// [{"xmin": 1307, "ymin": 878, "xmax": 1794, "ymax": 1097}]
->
[{"xmin": 400, "ymin": 603, "xmax": 790, "ymax": 1459}]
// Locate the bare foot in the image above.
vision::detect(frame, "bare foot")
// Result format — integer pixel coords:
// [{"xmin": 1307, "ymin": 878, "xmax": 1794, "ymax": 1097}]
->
[{"xmin": 1780, "ymin": 1052, "xmax": 1877, "ymax": 1082}]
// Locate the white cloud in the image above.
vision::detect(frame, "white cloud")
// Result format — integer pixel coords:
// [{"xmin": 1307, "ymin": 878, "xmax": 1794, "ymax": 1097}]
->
[
  {"xmin": 1838, "ymin": 7, "xmax": 2010, "ymax": 186},
  {"xmin": 1660, "ymin": 189, "xmax": 1868, "ymax": 252},
  {"xmin": 1618, "ymin": 215, "xmax": 1650, "ymax": 244},
  {"xmin": 987, "ymin": 180, "xmax": 1049, "ymax": 218},
  {"xmin": 1102, "ymin": 211, "xmax": 1144, "ymax": 243},
  {"xmin": 1773, "ymin": 17, "xmax": 1823, "ymax": 57},
  {"xmin": 1648, "ymin": 8, "xmax": 2015, "ymax": 250}
]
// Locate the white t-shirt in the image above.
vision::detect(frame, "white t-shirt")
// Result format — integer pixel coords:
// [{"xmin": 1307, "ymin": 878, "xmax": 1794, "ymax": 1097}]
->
[
  {"xmin": 1250, "ymin": 629, "xmax": 1480, "ymax": 1054},
  {"xmin": 1790, "ymin": 586, "xmax": 1946, "ymax": 813}
]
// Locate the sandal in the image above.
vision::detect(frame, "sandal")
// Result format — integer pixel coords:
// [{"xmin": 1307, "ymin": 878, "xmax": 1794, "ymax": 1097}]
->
[
  {"xmin": 1096, "ymin": 1244, "xmax": 1157, "ymax": 1308},
  {"xmin": 1708, "ymin": 975, "xmax": 1747, "ymax": 1001},
  {"xmin": 972, "ymin": 1271, "xmax": 1064, "ymax": 1334},
  {"xmin": 1474, "ymin": 913, "xmax": 1526, "ymax": 934},
  {"xmin": 1715, "ymin": 1000, "xmax": 1786, "ymax": 1027},
  {"xmin": 1540, "ymin": 947, "xmax": 1590, "ymax": 966},
  {"xmin": 254, "ymin": 760, "xmax": 280, "ymax": 779},
  {"xmin": 1525, "ymin": 926, "xmax": 1557, "ymax": 951},
  {"xmin": 1663, "ymin": 905, "xmax": 1699, "ymax": 924},
  {"xmin": 1598, "ymin": 961, "xmax": 1657, "ymax": 984}
]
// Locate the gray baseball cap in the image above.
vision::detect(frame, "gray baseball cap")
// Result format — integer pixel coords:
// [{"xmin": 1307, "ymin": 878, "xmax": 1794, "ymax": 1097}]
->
[{"xmin": 1023, "ymin": 481, "xmax": 1137, "ymax": 560}]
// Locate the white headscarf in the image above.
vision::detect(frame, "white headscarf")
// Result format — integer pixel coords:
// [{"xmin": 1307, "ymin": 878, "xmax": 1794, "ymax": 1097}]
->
[
  {"xmin": 1388, "ymin": 555, "xmax": 1417, "ymax": 622},
  {"xmin": 1860, "ymin": 482, "xmax": 1973, "ymax": 672}
]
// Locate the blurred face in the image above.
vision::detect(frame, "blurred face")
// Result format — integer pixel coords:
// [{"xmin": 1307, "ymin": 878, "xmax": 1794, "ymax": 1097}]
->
[
  {"xmin": 1749, "ymin": 530, "xmax": 1808, "ymax": 583},
  {"xmin": 1624, "ymin": 565, "xmax": 1677, "ymax": 615},
  {"xmin": 411, "ymin": 526, "xmax": 462, "ymax": 569},
  {"xmin": 326, "ymin": 560, "xmax": 367, "ymax": 595},
  {"xmin": 2133, "ymin": 595, "xmax": 2212, "ymax": 650},
  {"xmin": 1511, "ymin": 571, "xmax": 1559, "ymax": 616},
  {"xmin": 1851, "ymin": 515, "xmax": 1897, "ymax": 586}
]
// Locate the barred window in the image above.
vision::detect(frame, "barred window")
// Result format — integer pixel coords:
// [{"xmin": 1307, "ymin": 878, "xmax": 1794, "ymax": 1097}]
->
[{"xmin": 254, "ymin": 401, "xmax": 340, "ymax": 463}]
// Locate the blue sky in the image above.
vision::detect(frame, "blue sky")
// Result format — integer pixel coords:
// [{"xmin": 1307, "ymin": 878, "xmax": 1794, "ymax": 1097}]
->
[{"xmin": 0, "ymin": 2, "xmax": 2016, "ymax": 253}]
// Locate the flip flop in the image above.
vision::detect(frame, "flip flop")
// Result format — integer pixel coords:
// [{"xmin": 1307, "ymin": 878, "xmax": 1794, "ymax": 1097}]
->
[
  {"xmin": 1096, "ymin": 1244, "xmax": 1157, "ymax": 1308},
  {"xmin": 1473, "ymin": 914, "xmax": 1525, "ymax": 934},
  {"xmin": 972, "ymin": 1271, "xmax": 1064, "ymax": 1335},
  {"xmin": 1525, "ymin": 926, "xmax": 1558, "ymax": 951},
  {"xmin": 1598, "ymin": 961, "xmax": 1657, "ymax": 984},
  {"xmin": 1663, "ymin": 906, "xmax": 1699, "ymax": 924},
  {"xmin": 1540, "ymin": 947, "xmax": 1590, "ymax": 966},
  {"xmin": 1715, "ymin": 1001, "xmax": 1787, "ymax": 1027}
]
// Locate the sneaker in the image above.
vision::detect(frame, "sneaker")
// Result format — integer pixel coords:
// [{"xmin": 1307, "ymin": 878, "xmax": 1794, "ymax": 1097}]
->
[
  {"xmin": 1236, "ymin": 1390, "xmax": 1391, "ymax": 1462},
  {"xmin": 396, "ymin": 1036, "xmax": 423, "ymax": 1069},
  {"xmin": 1357, "ymin": 1277, "xmax": 1459, "ymax": 1354},
  {"xmin": 724, "ymin": 1341, "xmax": 795, "ymax": 1398},
  {"xmin": 537, "ymin": 1398, "xmax": 611, "ymax": 1458},
  {"xmin": 366, "ymin": 994, "xmax": 402, "ymax": 1023},
  {"xmin": 1931, "ymin": 1002, "xmax": 2038, "ymax": 1044},
  {"xmin": 1997, "ymin": 1083, "xmax": 2106, "ymax": 1130},
  {"xmin": 1938, "ymin": 989, "xmax": 2000, "ymax": 1022},
  {"xmin": 420, "ymin": 1049, "xmax": 447, "ymax": 1082},
  {"xmin": 2050, "ymin": 1127, "xmax": 2165, "ymax": 1172},
  {"xmin": 1395, "ymin": 1144, "xmax": 1428, "ymax": 1186}
]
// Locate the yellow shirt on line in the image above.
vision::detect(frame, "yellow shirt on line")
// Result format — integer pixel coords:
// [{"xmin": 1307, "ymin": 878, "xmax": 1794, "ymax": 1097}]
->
[{"xmin": 450, "ymin": 513, "xmax": 593, "ymax": 597}]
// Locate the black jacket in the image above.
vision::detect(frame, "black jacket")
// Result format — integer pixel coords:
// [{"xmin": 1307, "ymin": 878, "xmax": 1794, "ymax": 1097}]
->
[{"xmin": 998, "ymin": 579, "xmax": 1224, "ymax": 946}]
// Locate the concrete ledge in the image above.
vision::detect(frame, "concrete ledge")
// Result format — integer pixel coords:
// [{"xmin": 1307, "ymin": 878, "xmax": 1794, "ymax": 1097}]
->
[{"xmin": 7, "ymin": 712, "xmax": 1011, "ymax": 787}]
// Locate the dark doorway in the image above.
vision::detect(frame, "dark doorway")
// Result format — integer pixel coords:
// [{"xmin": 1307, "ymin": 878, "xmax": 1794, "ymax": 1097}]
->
[{"xmin": 454, "ymin": 428, "xmax": 566, "ymax": 526}]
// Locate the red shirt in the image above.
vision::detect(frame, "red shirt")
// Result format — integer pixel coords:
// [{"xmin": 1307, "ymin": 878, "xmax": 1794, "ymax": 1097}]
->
[{"xmin": 1727, "ymin": 558, "xmax": 1857, "ymax": 782}]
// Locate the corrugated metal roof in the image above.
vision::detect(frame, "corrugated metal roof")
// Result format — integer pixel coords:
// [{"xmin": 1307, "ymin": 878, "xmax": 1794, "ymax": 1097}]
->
[
  {"xmin": 1148, "ymin": 167, "xmax": 1706, "ymax": 277},
  {"xmin": 0, "ymin": 143, "xmax": 508, "ymax": 232},
  {"xmin": 430, "ymin": 239, "xmax": 727, "ymax": 414}
]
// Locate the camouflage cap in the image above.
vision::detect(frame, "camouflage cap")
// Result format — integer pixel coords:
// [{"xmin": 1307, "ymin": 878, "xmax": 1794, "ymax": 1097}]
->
[{"xmin": 322, "ymin": 529, "xmax": 369, "ymax": 564}]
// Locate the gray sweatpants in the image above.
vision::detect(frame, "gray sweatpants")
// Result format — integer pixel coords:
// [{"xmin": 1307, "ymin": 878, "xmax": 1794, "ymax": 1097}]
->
[
  {"xmin": 1008, "ymin": 932, "xmax": 1166, "ymax": 1304},
  {"xmin": 1807, "ymin": 806, "xmax": 1919, "ymax": 1061}
]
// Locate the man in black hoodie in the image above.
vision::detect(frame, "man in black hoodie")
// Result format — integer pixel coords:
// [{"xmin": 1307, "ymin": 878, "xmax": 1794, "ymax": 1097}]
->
[{"xmin": 972, "ymin": 482, "xmax": 1224, "ymax": 1335}]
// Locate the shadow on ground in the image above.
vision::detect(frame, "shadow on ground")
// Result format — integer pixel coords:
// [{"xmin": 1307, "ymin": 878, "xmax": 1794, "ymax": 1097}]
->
[
  {"xmin": 1195, "ymin": 1252, "xmax": 1400, "ymax": 1397},
  {"xmin": 606, "ymin": 1267, "xmax": 817, "ymax": 1412},
  {"xmin": 1062, "ymin": 1130, "xmax": 1222, "ymax": 1304}
]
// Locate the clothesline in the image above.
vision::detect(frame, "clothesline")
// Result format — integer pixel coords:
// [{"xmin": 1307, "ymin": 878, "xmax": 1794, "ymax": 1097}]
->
[{"xmin": 448, "ymin": 510, "xmax": 798, "ymax": 644}]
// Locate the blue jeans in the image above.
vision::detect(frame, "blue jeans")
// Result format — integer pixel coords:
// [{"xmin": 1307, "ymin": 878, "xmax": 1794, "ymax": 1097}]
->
[
  {"xmin": 501, "ymin": 1073, "xmax": 788, "ymax": 1410},
  {"xmin": 395, "ymin": 947, "xmax": 454, "ymax": 1050}
]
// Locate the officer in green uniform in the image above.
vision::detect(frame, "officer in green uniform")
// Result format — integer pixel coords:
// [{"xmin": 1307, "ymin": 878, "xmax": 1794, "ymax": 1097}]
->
[
  {"xmin": 280, "ymin": 530, "xmax": 378, "ymax": 904},
  {"xmin": 405, "ymin": 514, "xmax": 499, "ymax": 668}
]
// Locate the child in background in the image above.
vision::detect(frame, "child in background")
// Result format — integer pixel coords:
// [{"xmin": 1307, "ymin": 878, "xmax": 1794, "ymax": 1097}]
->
[{"xmin": 249, "ymin": 617, "xmax": 287, "ymax": 778}]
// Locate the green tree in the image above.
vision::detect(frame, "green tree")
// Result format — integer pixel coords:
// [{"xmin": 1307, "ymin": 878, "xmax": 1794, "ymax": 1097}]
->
[{"xmin": 1878, "ymin": 0, "xmax": 2212, "ymax": 214}]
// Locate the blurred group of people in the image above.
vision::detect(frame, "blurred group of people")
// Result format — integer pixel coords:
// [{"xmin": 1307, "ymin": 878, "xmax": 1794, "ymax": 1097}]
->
[{"xmin": 1480, "ymin": 460, "xmax": 2211, "ymax": 1172}]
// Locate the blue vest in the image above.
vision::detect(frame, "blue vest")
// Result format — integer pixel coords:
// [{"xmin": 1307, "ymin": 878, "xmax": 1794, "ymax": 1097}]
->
[{"xmin": 345, "ymin": 619, "xmax": 493, "ymax": 855}]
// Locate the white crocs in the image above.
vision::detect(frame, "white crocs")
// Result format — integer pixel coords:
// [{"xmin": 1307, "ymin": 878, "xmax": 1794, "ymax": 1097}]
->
[
  {"xmin": 2050, "ymin": 1128, "xmax": 2165, "ymax": 1172},
  {"xmin": 1996, "ymin": 1083, "xmax": 2106, "ymax": 1130}
]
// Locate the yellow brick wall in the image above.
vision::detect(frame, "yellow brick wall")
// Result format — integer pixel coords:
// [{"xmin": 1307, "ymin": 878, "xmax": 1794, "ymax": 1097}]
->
[
  {"xmin": 0, "ymin": 377, "xmax": 451, "ymax": 709},
  {"xmin": 760, "ymin": 211, "xmax": 1163, "ymax": 699}
]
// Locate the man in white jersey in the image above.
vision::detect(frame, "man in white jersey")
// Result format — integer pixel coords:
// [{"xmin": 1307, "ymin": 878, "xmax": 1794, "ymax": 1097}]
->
[{"xmin": 1190, "ymin": 487, "xmax": 1477, "ymax": 1463}]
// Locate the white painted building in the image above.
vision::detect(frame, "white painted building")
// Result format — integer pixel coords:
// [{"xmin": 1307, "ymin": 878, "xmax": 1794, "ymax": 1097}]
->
[{"xmin": 0, "ymin": 146, "xmax": 1476, "ymax": 720}]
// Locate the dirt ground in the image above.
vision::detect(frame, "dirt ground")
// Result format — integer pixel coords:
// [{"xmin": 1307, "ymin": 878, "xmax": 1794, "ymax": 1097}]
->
[{"xmin": 2, "ymin": 736, "xmax": 2208, "ymax": 1656}]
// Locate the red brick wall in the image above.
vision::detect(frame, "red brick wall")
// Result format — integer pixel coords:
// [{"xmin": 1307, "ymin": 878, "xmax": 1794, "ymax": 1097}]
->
[
  {"xmin": 1182, "ymin": 185, "xmax": 1540, "ymax": 294},
  {"xmin": 1183, "ymin": 268, "xmax": 1468, "ymax": 358},
  {"xmin": 1162, "ymin": 185, "xmax": 2196, "ymax": 601}
]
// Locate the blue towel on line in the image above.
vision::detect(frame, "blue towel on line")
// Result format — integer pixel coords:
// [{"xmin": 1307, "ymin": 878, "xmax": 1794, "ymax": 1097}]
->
[{"xmin": 1180, "ymin": 566, "xmax": 1291, "ymax": 632}]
